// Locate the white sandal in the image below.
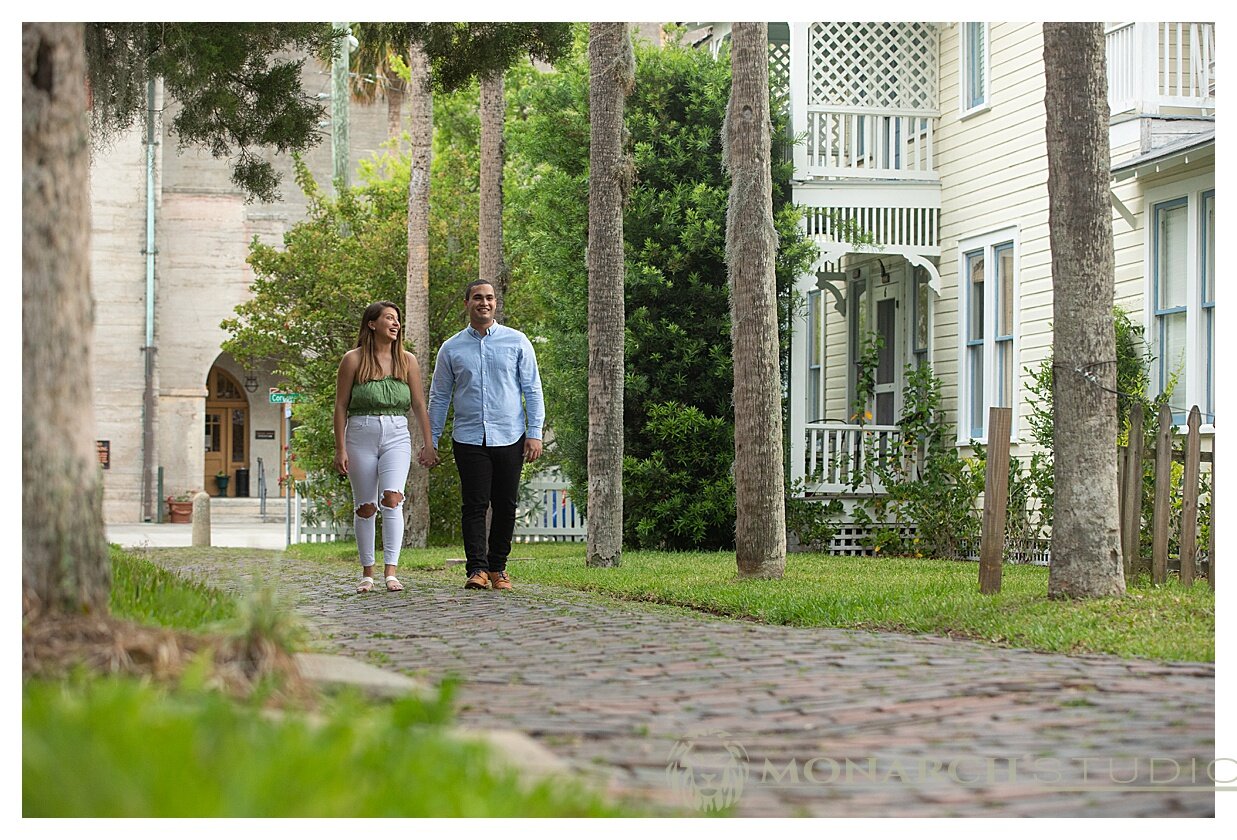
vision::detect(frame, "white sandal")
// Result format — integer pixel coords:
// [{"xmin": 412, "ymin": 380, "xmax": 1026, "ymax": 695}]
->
[
  {"xmin": 357, "ymin": 576, "xmax": 375, "ymax": 593},
  {"xmin": 385, "ymin": 575, "xmax": 404, "ymax": 592}
]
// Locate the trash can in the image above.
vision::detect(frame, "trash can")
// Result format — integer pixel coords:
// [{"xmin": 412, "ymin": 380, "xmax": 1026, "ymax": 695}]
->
[{"xmin": 234, "ymin": 468, "xmax": 251, "ymax": 498}]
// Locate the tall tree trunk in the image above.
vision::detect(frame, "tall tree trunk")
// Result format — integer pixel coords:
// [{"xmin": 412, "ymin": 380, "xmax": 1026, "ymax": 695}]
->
[
  {"xmin": 403, "ymin": 40, "xmax": 431, "ymax": 548},
  {"xmin": 726, "ymin": 22, "xmax": 786, "ymax": 579},
  {"xmin": 479, "ymin": 70, "xmax": 508, "ymax": 321},
  {"xmin": 1044, "ymin": 22, "xmax": 1125, "ymax": 599},
  {"xmin": 586, "ymin": 23, "xmax": 634, "ymax": 568},
  {"xmin": 385, "ymin": 72, "xmax": 403, "ymax": 141},
  {"xmin": 23, "ymin": 22, "xmax": 110, "ymax": 617}
]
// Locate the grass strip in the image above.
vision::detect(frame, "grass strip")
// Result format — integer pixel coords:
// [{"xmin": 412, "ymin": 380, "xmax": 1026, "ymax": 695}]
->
[
  {"xmin": 23, "ymin": 675, "xmax": 625, "ymax": 817},
  {"xmin": 108, "ymin": 545, "xmax": 238, "ymax": 630},
  {"xmin": 413, "ymin": 547, "xmax": 1213, "ymax": 662}
]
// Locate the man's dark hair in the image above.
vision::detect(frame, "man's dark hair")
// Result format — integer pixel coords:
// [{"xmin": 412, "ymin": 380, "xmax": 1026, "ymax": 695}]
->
[{"xmin": 464, "ymin": 279, "xmax": 496, "ymax": 300}]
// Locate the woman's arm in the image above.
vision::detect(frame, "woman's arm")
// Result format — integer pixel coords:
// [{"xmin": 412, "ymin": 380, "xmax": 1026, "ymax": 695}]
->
[
  {"xmin": 407, "ymin": 352, "xmax": 438, "ymax": 466},
  {"xmin": 333, "ymin": 351, "xmax": 359, "ymax": 474}
]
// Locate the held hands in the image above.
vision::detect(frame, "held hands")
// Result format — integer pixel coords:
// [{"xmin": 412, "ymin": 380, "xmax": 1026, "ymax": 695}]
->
[
  {"xmin": 524, "ymin": 438, "xmax": 543, "ymax": 463},
  {"xmin": 418, "ymin": 447, "xmax": 440, "ymax": 469}
]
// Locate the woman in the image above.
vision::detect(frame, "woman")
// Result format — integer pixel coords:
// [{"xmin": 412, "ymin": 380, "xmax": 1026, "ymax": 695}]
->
[{"xmin": 333, "ymin": 301, "xmax": 438, "ymax": 593}]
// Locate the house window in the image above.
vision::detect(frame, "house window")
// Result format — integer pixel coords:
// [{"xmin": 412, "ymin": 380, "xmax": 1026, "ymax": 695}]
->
[
  {"xmin": 960, "ymin": 229, "xmax": 1018, "ymax": 441},
  {"xmin": 807, "ymin": 290, "xmax": 824, "ymax": 420},
  {"xmin": 1150, "ymin": 187, "xmax": 1216, "ymax": 425},
  {"xmin": 1153, "ymin": 198, "xmax": 1189, "ymax": 419},
  {"xmin": 961, "ymin": 22, "xmax": 989, "ymax": 114}
]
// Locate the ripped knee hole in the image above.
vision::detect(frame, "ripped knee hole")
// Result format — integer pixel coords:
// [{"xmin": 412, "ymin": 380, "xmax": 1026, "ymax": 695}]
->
[
  {"xmin": 355, "ymin": 503, "xmax": 378, "ymax": 518},
  {"xmin": 380, "ymin": 490, "xmax": 404, "ymax": 509}
]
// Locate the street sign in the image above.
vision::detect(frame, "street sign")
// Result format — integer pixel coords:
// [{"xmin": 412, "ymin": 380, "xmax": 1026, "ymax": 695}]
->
[{"xmin": 269, "ymin": 389, "xmax": 303, "ymax": 404}]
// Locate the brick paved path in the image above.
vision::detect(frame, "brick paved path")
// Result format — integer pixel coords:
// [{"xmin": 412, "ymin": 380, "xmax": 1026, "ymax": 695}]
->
[{"xmin": 146, "ymin": 549, "xmax": 1215, "ymax": 817}]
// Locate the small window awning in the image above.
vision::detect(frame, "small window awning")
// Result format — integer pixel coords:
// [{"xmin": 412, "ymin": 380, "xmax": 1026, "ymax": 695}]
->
[{"xmin": 1111, "ymin": 129, "xmax": 1215, "ymax": 183}]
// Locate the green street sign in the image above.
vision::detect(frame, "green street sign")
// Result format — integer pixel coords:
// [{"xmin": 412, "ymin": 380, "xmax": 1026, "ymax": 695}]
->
[{"xmin": 269, "ymin": 390, "xmax": 303, "ymax": 404}]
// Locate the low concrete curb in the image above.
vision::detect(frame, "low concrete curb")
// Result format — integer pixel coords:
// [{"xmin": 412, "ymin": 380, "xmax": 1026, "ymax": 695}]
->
[
  {"xmin": 452, "ymin": 728, "xmax": 573, "ymax": 783},
  {"xmin": 293, "ymin": 652, "xmax": 431, "ymax": 700}
]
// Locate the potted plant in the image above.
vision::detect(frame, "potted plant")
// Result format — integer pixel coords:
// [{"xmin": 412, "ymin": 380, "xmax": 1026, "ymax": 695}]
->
[
  {"xmin": 214, "ymin": 469, "xmax": 230, "ymax": 497},
  {"xmin": 166, "ymin": 490, "xmax": 195, "ymax": 523}
]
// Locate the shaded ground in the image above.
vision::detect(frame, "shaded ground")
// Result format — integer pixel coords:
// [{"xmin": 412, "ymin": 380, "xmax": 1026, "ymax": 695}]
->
[{"xmin": 141, "ymin": 547, "xmax": 1216, "ymax": 817}]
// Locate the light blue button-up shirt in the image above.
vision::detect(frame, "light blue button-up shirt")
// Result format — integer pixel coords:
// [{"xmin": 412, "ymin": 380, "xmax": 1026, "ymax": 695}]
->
[{"xmin": 428, "ymin": 323, "xmax": 545, "ymax": 449}]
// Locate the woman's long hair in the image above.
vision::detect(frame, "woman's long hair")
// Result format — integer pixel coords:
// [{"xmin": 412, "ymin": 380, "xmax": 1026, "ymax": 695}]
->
[{"xmin": 354, "ymin": 301, "xmax": 410, "ymax": 383}]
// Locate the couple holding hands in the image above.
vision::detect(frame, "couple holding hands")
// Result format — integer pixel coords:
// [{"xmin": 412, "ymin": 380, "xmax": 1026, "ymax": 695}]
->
[{"xmin": 332, "ymin": 280, "xmax": 544, "ymax": 594}]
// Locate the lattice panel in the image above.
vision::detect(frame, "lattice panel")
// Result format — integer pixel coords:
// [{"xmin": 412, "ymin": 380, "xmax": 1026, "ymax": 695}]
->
[
  {"xmin": 808, "ymin": 22, "xmax": 939, "ymax": 111},
  {"xmin": 768, "ymin": 38, "xmax": 791, "ymax": 108}
]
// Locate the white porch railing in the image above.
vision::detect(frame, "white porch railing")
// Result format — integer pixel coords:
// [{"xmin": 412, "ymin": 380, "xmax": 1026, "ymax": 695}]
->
[
  {"xmin": 801, "ymin": 422, "xmax": 905, "ymax": 494},
  {"xmin": 804, "ymin": 107, "xmax": 939, "ymax": 181},
  {"xmin": 1106, "ymin": 22, "xmax": 1215, "ymax": 114}
]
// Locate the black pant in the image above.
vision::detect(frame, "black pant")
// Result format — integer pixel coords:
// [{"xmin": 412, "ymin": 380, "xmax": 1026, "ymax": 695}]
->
[{"xmin": 453, "ymin": 437, "xmax": 524, "ymax": 576}]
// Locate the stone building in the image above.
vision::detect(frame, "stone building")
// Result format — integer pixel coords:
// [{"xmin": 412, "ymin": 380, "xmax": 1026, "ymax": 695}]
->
[{"xmin": 91, "ymin": 58, "xmax": 395, "ymax": 523}]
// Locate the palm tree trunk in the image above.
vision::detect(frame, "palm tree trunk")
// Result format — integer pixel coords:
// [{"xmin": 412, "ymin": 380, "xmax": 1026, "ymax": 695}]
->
[
  {"xmin": 385, "ymin": 72, "xmax": 403, "ymax": 141},
  {"xmin": 1043, "ymin": 22, "xmax": 1125, "ymax": 598},
  {"xmin": 726, "ymin": 22, "xmax": 786, "ymax": 579},
  {"xmin": 403, "ymin": 40, "xmax": 432, "ymax": 548},
  {"xmin": 23, "ymin": 22, "xmax": 110, "ymax": 617},
  {"xmin": 586, "ymin": 23, "xmax": 634, "ymax": 568},
  {"xmin": 479, "ymin": 70, "xmax": 508, "ymax": 321}
]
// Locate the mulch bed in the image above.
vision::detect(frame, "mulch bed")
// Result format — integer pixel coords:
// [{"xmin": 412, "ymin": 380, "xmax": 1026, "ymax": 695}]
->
[{"xmin": 22, "ymin": 612, "xmax": 312, "ymax": 704}]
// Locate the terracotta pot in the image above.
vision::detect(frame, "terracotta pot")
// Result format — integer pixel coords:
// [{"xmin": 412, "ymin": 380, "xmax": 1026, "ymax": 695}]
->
[{"xmin": 167, "ymin": 499, "xmax": 193, "ymax": 524}]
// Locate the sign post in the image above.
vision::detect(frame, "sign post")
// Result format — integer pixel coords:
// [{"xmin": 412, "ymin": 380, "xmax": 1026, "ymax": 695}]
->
[{"xmin": 270, "ymin": 390, "xmax": 302, "ymax": 546}]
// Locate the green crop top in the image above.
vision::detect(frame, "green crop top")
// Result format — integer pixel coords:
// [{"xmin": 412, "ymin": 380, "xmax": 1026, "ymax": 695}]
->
[{"xmin": 348, "ymin": 376, "xmax": 411, "ymax": 416}]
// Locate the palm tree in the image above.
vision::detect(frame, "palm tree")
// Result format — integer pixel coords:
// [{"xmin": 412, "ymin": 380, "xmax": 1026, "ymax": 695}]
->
[
  {"xmin": 402, "ymin": 38, "xmax": 432, "ymax": 548},
  {"xmin": 585, "ymin": 22, "xmax": 635, "ymax": 568},
  {"xmin": 349, "ymin": 27, "xmax": 407, "ymax": 142},
  {"xmin": 1043, "ymin": 22, "xmax": 1125, "ymax": 598},
  {"xmin": 725, "ymin": 22, "xmax": 786, "ymax": 579},
  {"xmin": 479, "ymin": 70, "xmax": 508, "ymax": 320}
]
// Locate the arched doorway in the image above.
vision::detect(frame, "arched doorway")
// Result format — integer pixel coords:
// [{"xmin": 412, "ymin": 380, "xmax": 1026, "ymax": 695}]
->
[{"xmin": 204, "ymin": 366, "xmax": 250, "ymax": 495}]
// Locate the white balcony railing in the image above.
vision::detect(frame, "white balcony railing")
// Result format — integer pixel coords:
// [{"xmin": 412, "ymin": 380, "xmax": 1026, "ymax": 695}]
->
[
  {"xmin": 804, "ymin": 106, "xmax": 939, "ymax": 181},
  {"xmin": 802, "ymin": 422, "xmax": 905, "ymax": 494},
  {"xmin": 1106, "ymin": 22, "xmax": 1215, "ymax": 114}
]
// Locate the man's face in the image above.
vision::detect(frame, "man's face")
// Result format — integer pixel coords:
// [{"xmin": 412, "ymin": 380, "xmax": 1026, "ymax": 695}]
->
[{"xmin": 466, "ymin": 283, "xmax": 497, "ymax": 327}]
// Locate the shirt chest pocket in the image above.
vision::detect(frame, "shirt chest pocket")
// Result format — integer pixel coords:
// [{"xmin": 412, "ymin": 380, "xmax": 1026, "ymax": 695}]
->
[{"xmin": 489, "ymin": 348, "xmax": 518, "ymax": 376}]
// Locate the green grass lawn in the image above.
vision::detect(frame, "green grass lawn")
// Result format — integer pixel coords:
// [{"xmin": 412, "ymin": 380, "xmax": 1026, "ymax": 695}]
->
[
  {"xmin": 24, "ymin": 546, "xmax": 629, "ymax": 818},
  {"xmin": 109, "ymin": 544, "xmax": 238, "ymax": 629},
  {"xmin": 23, "ymin": 675, "xmax": 621, "ymax": 817},
  {"xmin": 293, "ymin": 542, "xmax": 1214, "ymax": 663}
]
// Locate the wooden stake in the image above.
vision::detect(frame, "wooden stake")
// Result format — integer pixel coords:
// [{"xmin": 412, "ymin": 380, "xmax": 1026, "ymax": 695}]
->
[
  {"xmin": 979, "ymin": 407, "xmax": 1012, "ymax": 595},
  {"xmin": 1152, "ymin": 404, "xmax": 1173, "ymax": 585},
  {"xmin": 1122, "ymin": 403, "xmax": 1145, "ymax": 578},
  {"xmin": 1179, "ymin": 406, "xmax": 1202, "ymax": 586}
]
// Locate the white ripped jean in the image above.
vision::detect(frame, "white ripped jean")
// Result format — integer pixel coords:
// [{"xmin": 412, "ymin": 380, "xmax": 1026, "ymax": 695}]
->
[{"xmin": 344, "ymin": 414, "xmax": 412, "ymax": 568}]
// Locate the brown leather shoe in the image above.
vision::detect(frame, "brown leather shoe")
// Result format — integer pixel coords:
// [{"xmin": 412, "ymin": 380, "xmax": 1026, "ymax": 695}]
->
[
  {"xmin": 464, "ymin": 570, "xmax": 491, "ymax": 590},
  {"xmin": 490, "ymin": 570, "xmax": 512, "ymax": 590}
]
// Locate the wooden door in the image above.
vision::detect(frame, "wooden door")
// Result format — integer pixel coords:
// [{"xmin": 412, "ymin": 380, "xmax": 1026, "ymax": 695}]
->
[{"xmin": 204, "ymin": 367, "xmax": 250, "ymax": 495}]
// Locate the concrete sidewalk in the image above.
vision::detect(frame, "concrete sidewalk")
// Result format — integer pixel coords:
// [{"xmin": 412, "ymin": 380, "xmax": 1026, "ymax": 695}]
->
[{"xmin": 106, "ymin": 522, "xmax": 289, "ymax": 550}]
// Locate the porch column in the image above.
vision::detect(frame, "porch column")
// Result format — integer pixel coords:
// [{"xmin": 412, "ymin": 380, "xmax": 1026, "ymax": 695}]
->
[
  {"xmin": 788, "ymin": 269, "xmax": 815, "ymax": 492},
  {"xmin": 789, "ymin": 22, "xmax": 809, "ymax": 176},
  {"xmin": 1137, "ymin": 22, "xmax": 1160, "ymax": 114}
]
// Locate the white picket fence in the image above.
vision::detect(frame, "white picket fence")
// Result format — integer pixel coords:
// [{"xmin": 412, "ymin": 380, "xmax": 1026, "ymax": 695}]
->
[{"xmin": 292, "ymin": 467, "xmax": 585, "ymax": 544}]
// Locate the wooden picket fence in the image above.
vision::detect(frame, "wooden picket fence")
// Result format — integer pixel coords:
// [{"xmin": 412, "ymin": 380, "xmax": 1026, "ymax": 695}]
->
[
  {"xmin": 978, "ymin": 404, "xmax": 1214, "ymax": 594},
  {"xmin": 1117, "ymin": 403, "xmax": 1213, "ymax": 587}
]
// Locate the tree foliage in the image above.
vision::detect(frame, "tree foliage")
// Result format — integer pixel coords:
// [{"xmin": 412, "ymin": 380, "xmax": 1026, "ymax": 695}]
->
[
  {"xmin": 507, "ymin": 33, "xmax": 815, "ymax": 550},
  {"xmin": 363, "ymin": 23, "xmax": 572, "ymax": 92},
  {"xmin": 84, "ymin": 23, "xmax": 337, "ymax": 202},
  {"xmin": 222, "ymin": 83, "xmax": 485, "ymax": 542}
]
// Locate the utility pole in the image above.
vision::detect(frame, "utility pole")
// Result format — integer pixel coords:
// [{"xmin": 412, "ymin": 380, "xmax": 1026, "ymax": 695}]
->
[{"xmin": 331, "ymin": 22, "xmax": 355, "ymax": 191}]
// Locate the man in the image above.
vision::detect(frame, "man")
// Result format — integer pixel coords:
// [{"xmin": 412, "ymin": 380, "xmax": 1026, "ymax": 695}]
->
[{"xmin": 426, "ymin": 280, "xmax": 544, "ymax": 590}]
